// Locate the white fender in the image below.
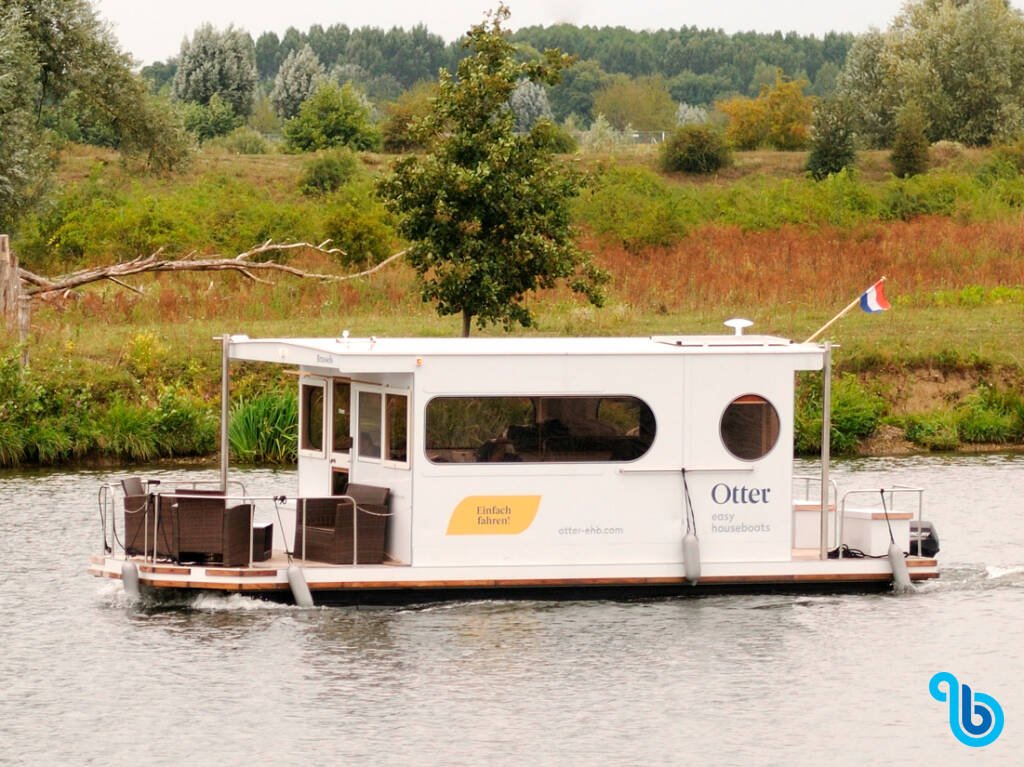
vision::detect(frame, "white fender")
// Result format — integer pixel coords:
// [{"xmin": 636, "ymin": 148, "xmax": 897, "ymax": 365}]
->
[
  {"xmin": 287, "ymin": 564, "xmax": 315, "ymax": 607},
  {"xmin": 121, "ymin": 560, "xmax": 141, "ymax": 600},
  {"xmin": 683, "ymin": 532, "xmax": 701, "ymax": 585},
  {"xmin": 888, "ymin": 542, "xmax": 913, "ymax": 592}
]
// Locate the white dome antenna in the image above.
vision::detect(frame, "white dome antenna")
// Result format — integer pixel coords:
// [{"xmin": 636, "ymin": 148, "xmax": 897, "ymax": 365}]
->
[{"xmin": 724, "ymin": 318, "xmax": 754, "ymax": 336}]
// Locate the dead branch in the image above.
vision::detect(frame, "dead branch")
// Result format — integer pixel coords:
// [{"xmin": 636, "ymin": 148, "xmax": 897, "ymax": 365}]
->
[{"xmin": 16, "ymin": 241, "xmax": 408, "ymax": 298}]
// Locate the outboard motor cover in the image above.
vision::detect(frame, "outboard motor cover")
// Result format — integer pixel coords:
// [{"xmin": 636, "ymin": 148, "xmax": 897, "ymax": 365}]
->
[{"xmin": 909, "ymin": 520, "xmax": 940, "ymax": 558}]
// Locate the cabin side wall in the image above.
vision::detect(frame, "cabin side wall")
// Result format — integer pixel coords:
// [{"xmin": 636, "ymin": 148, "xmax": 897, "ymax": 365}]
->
[
  {"xmin": 681, "ymin": 355, "xmax": 799, "ymax": 563},
  {"xmin": 410, "ymin": 354, "xmax": 687, "ymax": 567}
]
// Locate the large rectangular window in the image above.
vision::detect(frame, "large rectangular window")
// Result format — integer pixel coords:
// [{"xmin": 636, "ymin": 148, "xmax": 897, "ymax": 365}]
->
[{"xmin": 425, "ymin": 396, "xmax": 655, "ymax": 464}]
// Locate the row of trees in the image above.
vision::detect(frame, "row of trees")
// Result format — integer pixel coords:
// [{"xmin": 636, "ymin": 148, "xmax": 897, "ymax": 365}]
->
[{"xmin": 141, "ymin": 21, "xmax": 854, "ymax": 124}]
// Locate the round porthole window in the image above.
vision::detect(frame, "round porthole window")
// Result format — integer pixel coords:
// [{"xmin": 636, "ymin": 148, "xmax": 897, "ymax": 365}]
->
[{"xmin": 720, "ymin": 394, "xmax": 780, "ymax": 460}]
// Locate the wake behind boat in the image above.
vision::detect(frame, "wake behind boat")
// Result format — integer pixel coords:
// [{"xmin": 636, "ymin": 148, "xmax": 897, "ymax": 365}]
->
[{"xmin": 89, "ymin": 325, "xmax": 939, "ymax": 605}]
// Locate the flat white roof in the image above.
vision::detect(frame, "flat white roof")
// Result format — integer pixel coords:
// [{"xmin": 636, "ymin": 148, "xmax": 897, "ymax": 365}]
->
[{"xmin": 228, "ymin": 334, "xmax": 825, "ymax": 366}]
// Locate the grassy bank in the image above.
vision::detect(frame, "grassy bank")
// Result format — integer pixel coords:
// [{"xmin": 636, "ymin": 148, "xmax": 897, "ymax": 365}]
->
[{"xmin": 2, "ymin": 144, "xmax": 1023, "ymax": 465}]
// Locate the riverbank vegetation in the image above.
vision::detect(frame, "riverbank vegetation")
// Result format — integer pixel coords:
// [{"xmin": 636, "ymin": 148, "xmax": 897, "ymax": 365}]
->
[{"xmin": 2, "ymin": 138, "xmax": 1024, "ymax": 467}]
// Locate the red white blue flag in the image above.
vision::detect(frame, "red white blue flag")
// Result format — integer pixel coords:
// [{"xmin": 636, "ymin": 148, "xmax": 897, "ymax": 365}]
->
[{"xmin": 859, "ymin": 279, "xmax": 890, "ymax": 313}]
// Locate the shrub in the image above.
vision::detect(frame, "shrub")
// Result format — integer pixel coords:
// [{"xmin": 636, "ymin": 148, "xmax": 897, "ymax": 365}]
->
[
  {"xmin": 903, "ymin": 411, "xmax": 960, "ymax": 450},
  {"xmin": 283, "ymin": 81, "xmax": 381, "ymax": 153},
  {"xmin": 890, "ymin": 105, "xmax": 930, "ymax": 178},
  {"xmin": 297, "ymin": 149, "xmax": 360, "ymax": 196},
  {"xmin": 929, "ymin": 140, "xmax": 965, "ymax": 167},
  {"xmin": 658, "ymin": 124, "xmax": 731, "ymax": 174},
  {"xmin": 956, "ymin": 385, "xmax": 1024, "ymax": 443},
  {"xmin": 154, "ymin": 388, "xmax": 217, "ymax": 456},
  {"xmin": 575, "ymin": 166, "xmax": 692, "ymax": 252},
  {"xmin": 989, "ymin": 135, "xmax": 1024, "ymax": 173},
  {"xmin": 806, "ymin": 97, "xmax": 857, "ymax": 180},
  {"xmin": 321, "ymin": 180, "xmax": 396, "ymax": 265},
  {"xmin": 531, "ymin": 119, "xmax": 577, "ymax": 154},
  {"xmin": 98, "ymin": 399, "xmax": 159, "ymax": 461},
  {"xmin": 181, "ymin": 94, "xmax": 241, "ymax": 142},
  {"xmin": 212, "ymin": 126, "xmax": 270, "ymax": 155},
  {"xmin": 794, "ymin": 373, "xmax": 886, "ymax": 455},
  {"xmin": 381, "ymin": 81, "xmax": 437, "ymax": 153}
]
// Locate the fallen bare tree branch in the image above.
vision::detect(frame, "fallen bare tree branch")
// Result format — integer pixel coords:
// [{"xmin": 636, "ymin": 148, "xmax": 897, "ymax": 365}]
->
[{"xmin": 17, "ymin": 241, "xmax": 408, "ymax": 298}]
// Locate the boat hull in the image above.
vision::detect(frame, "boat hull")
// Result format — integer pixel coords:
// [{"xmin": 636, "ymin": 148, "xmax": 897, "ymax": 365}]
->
[{"xmin": 90, "ymin": 553, "xmax": 939, "ymax": 606}]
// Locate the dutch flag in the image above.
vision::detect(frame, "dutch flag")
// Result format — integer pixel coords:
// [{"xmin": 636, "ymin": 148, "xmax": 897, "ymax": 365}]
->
[{"xmin": 859, "ymin": 279, "xmax": 890, "ymax": 313}]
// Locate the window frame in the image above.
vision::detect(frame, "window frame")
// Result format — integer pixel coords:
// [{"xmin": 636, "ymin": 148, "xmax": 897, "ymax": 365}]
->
[
  {"xmin": 719, "ymin": 393, "xmax": 780, "ymax": 462},
  {"xmin": 423, "ymin": 394, "xmax": 657, "ymax": 465},
  {"xmin": 354, "ymin": 384, "xmax": 411, "ymax": 469},
  {"xmin": 298, "ymin": 379, "xmax": 327, "ymax": 459}
]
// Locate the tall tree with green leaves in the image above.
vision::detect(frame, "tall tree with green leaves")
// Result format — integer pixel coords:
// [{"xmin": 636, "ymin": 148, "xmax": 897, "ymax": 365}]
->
[
  {"xmin": 1, "ymin": 0, "xmax": 188, "ymax": 231},
  {"xmin": 838, "ymin": 0, "xmax": 1024, "ymax": 146},
  {"xmin": 379, "ymin": 6, "xmax": 607, "ymax": 336},
  {"xmin": 172, "ymin": 24, "xmax": 258, "ymax": 117}
]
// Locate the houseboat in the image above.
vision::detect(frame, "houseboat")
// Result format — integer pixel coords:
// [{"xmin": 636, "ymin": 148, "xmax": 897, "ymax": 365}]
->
[{"xmin": 89, "ymin": 327, "xmax": 940, "ymax": 605}]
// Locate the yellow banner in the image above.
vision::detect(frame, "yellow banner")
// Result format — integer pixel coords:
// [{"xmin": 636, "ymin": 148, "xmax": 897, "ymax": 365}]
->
[{"xmin": 446, "ymin": 495, "xmax": 541, "ymax": 535}]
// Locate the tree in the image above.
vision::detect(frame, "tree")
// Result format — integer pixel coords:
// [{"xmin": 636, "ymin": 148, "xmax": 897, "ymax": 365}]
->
[
  {"xmin": 763, "ymin": 73, "xmax": 815, "ymax": 150},
  {"xmin": 834, "ymin": 31, "xmax": 896, "ymax": 148},
  {"xmin": 805, "ymin": 96, "xmax": 857, "ymax": 179},
  {"xmin": 890, "ymin": 104, "xmax": 930, "ymax": 177},
  {"xmin": 378, "ymin": 6, "xmax": 607, "ymax": 336},
  {"xmin": 509, "ymin": 79, "xmax": 553, "ymax": 132},
  {"xmin": 182, "ymin": 93, "xmax": 241, "ymax": 141},
  {"xmin": 592, "ymin": 74, "xmax": 676, "ymax": 131},
  {"xmin": 717, "ymin": 72, "xmax": 815, "ymax": 150},
  {"xmin": 1, "ymin": 0, "xmax": 189, "ymax": 231},
  {"xmin": 838, "ymin": 0, "xmax": 1024, "ymax": 146},
  {"xmin": 270, "ymin": 44, "xmax": 326, "ymax": 119},
  {"xmin": 282, "ymin": 80, "xmax": 381, "ymax": 152},
  {"xmin": 172, "ymin": 24, "xmax": 258, "ymax": 117},
  {"xmin": 547, "ymin": 58, "xmax": 608, "ymax": 123},
  {"xmin": 717, "ymin": 95, "xmax": 768, "ymax": 150},
  {"xmin": 381, "ymin": 80, "xmax": 439, "ymax": 152},
  {"xmin": 0, "ymin": 5, "xmax": 42, "ymax": 231}
]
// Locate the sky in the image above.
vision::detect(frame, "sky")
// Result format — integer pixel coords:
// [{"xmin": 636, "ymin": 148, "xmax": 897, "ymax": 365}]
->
[{"xmin": 94, "ymin": 0, "xmax": 919, "ymax": 66}]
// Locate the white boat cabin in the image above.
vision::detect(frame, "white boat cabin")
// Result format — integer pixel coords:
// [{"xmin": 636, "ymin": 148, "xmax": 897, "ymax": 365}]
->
[{"xmin": 230, "ymin": 333, "xmax": 823, "ymax": 569}]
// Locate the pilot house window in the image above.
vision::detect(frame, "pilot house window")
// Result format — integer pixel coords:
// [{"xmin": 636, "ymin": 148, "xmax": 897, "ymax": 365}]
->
[{"xmin": 425, "ymin": 396, "xmax": 655, "ymax": 463}]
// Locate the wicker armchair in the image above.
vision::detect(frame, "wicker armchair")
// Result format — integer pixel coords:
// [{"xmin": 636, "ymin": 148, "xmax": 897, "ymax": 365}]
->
[
  {"xmin": 172, "ymin": 492, "xmax": 252, "ymax": 566},
  {"xmin": 121, "ymin": 477, "xmax": 175, "ymax": 557},
  {"xmin": 295, "ymin": 484, "xmax": 390, "ymax": 564}
]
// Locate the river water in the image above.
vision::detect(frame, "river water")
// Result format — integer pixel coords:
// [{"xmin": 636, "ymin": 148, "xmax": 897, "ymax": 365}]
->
[{"xmin": 1, "ymin": 455, "xmax": 1021, "ymax": 765}]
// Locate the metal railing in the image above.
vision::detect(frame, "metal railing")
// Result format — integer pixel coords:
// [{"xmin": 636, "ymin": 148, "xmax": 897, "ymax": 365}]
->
[
  {"xmin": 792, "ymin": 475, "xmax": 839, "ymax": 553},
  {"xmin": 98, "ymin": 481, "xmax": 276, "ymax": 567},
  {"xmin": 836, "ymin": 486, "xmax": 925, "ymax": 558}
]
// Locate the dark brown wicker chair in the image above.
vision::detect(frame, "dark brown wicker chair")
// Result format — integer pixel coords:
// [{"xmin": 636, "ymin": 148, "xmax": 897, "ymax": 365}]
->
[
  {"xmin": 295, "ymin": 484, "xmax": 390, "ymax": 564},
  {"xmin": 173, "ymin": 493, "xmax": 252, "ymax": 566},
  {"xmin": 122, "ymin": 478, "xmax": 175, "ymax": 558}
]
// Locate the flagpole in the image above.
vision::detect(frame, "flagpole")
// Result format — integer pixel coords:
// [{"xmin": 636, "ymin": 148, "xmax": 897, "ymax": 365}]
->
[{"xmin": 804, "ymin": 276, "xmax": 886, "ymax": 344}]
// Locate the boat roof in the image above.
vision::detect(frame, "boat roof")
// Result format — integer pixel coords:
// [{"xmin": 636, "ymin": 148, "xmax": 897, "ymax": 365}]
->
[{"xmin": 228, "ymin": 334, "xmax": 826, "ymax": 366}]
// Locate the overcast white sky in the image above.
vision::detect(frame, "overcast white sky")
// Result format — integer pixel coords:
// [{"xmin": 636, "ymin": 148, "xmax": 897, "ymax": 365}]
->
[{"xmin": 95, "ymin": 1, "xmax": 924, "ymax": 65}]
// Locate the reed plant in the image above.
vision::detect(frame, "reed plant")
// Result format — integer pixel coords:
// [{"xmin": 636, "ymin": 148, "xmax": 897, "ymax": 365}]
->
[{"xmin": 228, "ymin": 393, "xmax": 298, "ymax": 464}]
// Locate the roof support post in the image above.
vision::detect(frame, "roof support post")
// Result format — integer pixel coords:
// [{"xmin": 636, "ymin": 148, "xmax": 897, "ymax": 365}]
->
[
  {"xmin": 221, "ymin": 334, "xmax": 230, "ymax": 493},
  {"xmin": 820, "ymin": 342, "xmax": 832, "ymax": 560}
]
